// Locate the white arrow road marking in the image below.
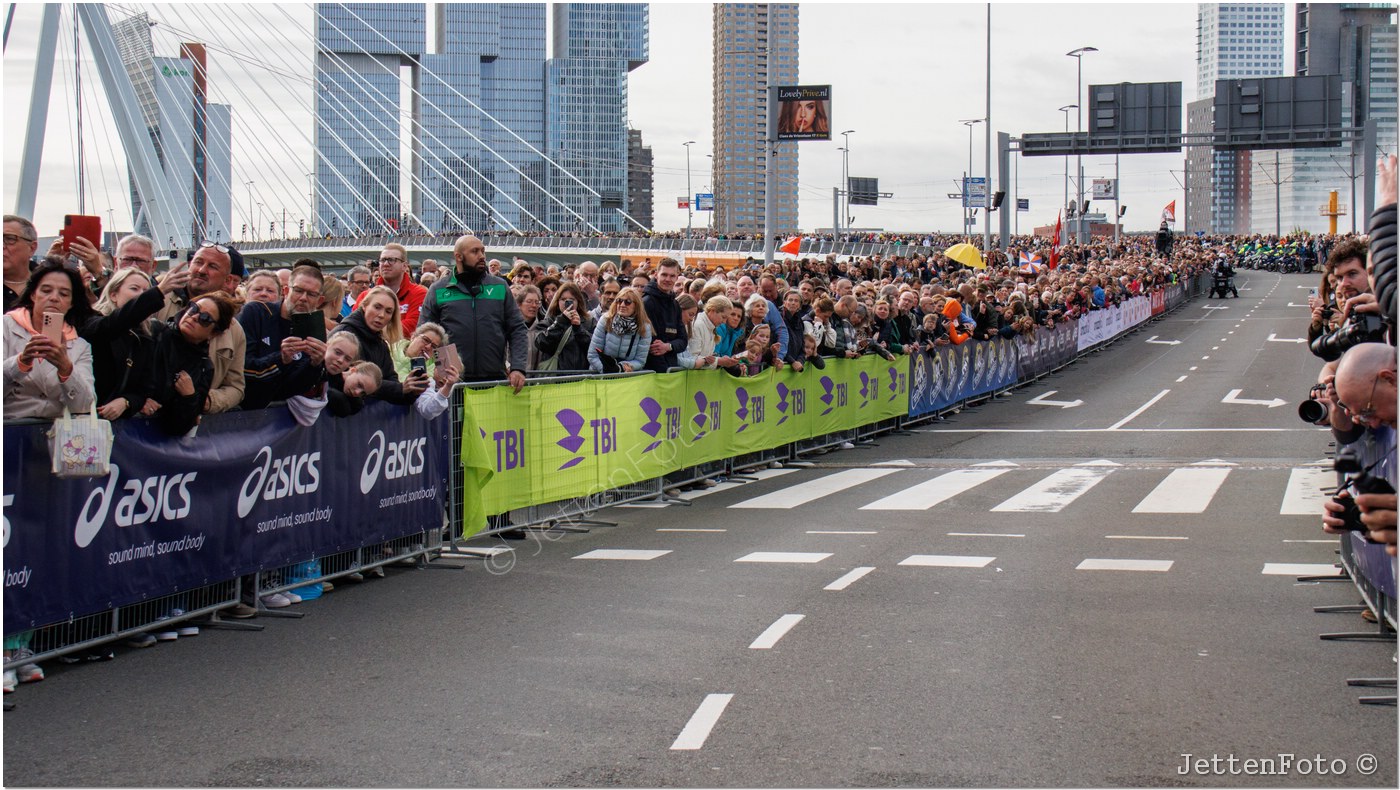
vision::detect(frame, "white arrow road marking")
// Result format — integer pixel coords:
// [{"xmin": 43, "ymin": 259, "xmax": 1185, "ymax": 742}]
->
[
  {"xmin": 1145, "ymin": 336, "xmax": 1181, "ymax": 345},
  {"xmin": 1027, "ymin": 390, "xmax": 1083, "ymax": 408},
  {"xmin": 1202, "ymin": 305, "xmax": 1230, "ymax": 310},
  {"xmin": 1222, "ymin": 389, "xmax": 1286, "ymax": 408},
  {"xmin": 1285, "ymin": 302, "xmax": 1312, "ymax": 307},
  {"xmin": 1266, "ymin": 333, "xmax": 1306, "ymax": 343}
]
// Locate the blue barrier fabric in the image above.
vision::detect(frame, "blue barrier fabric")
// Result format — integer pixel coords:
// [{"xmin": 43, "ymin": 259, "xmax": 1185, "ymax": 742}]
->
[{"xmin": 3, "ymin": 401, "xmax": 448, "ymax": 632}]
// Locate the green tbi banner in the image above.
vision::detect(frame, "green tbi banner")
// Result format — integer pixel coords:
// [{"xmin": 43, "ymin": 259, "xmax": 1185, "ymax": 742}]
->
[{"xmin": 458, "ymin": 357, "xmax": 910, "ymax": 527}]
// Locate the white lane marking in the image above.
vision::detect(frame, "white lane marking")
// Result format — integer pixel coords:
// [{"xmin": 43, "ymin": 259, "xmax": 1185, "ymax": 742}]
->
[
  {"xmin": 948, "ymin": 532, "xmax": 1025, "ymax": 538},
  {"xmin": 735, "ymin": 552, "xmax": 833, "ymax": 564},
  {"xmin": 1077, "ymin": 559, "xmax": 1174, "ymax": 572},
  {"xmin": 1282, "ymin": 539, "xmax": 1337, "ymax": 544},
  {"xmin": 806, "ymin": 530, "xmax": 877, "ymax": 535},
  {"xmin": 1280, "ymin": 467, "xmax": 1335, "ymax": 515},
  {"xmin": 825, "ymin": 567, "xmax": 876, "ymax": 590},
  {"xmin": 617, "ymin": 502, "xmax": 672, "ymax": 509},
  {"xmin": 1132, "ymin": 466, "xmax": 1233, "ymax": 513},
  {"xmin": 749, "ymin": 614, "xmax": 805, "ymax": 649},
  {"xmin": 873, "ymin": 459, "xmax": 916, "ymax": 467},
  {"xmin": 1262, "ymin": 563, "xmax": 1340, "ymax": 576},
  {"xmin": 1107, "ymin": 389, "xmax": 1170, "ymax": 430},
  {"xmin": 859, "ymin": 467, "xmax": 1014, "ymax": 510},
  {"xmin": 991, "ymin": 462, "xmax": 1119, "ymax": 512},
  {"xmin": 899, "ymin": 554, "xmax": 996, "ymax": 568},
  {"xmin": 729, "ymin": 468, "xmax": 899, "ymax": 509},
  {"xmin": 670, "ymin": 694, "xmax": 734, "ymax": 750},
  {"xmin": 1106, "ymin": 535, "xmax": 1189, "ymax": 541},
  {"xmin": 573, "ymin": 549, "xmax": 672, "ymax": 561},
  {"xmin": 657, "ymin": 528, "xmax": 727, "ymax": 533},
  {"xmin": 1175, "ymin": 376, "xmax": 1188, "ymax": 382},
  {"xmin": 1212, "ymin": 346, "xmax": 1220, "ymax": 350},
  {"xmin": 621, "ymin": 469, "xmax": 799, "ymax": 508},
  {"xmin": 1190, "ymin": 366, "xmax": 1198, "ymax": 370},
  {"xmin": 1202, "ymin": 355, "xmax": 1210, "ymax": 360}
]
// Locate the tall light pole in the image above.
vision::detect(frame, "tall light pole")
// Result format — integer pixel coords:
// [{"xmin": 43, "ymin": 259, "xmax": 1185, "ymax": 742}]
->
[
  {"xmin": 305, "ymin": 172, "xmax": 315, "ymax": 237},
  {"xmin": 983, "ymin": 3, "xmax": 992, "ymax": 255},
  {"xmin": 706, "ymin": 154, "xmax": 714, "ymax": 233},
  {"xmin": 1067, "ymin": 46, "xmax": 1097, "ymax": 243},
  {"xmin": 245, "ymin": 180, "xmax": 254, "ymax": 241},
  {"xmin": 840, "ymin": 129, "xmax": 855, "ymax": 232},
  {"xmin": 1058, "ymin": 104, "xmax": 1076, "ymax": 233},
  {"xmin": 960, "ymin": 119, "xmax": 983, "ymax": 237},
  {"xmin": 683, "ymin": 140, "xmax": 696, "ymax": 239}
]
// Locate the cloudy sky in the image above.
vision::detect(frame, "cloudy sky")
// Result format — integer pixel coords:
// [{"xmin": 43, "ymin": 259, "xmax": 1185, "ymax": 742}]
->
[{"xmin": 4, "ymin": 2, "xmax": 1226, "ymax": 240}]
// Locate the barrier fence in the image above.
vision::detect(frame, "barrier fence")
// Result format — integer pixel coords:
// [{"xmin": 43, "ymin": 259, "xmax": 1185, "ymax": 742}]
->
[{"xmin": 6, "ymin": 275, "xmax": 1213, "ymax": 665}]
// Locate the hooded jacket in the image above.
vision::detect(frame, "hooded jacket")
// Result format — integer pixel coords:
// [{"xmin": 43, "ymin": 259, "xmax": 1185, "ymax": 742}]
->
[
  {"xmin": 641, "ymin": 281, "xmax": 686, "ymax": 372},
  {"xmin": 329, "ymin": 310, "xmax": 413, "ymax": 405}
]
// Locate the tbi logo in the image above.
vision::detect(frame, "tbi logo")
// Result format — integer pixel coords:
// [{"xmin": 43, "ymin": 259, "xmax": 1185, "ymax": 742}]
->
[
  {"xmin": 818, "ymin": 376, "xmax": 847, "ymax": 416},
  {"xmin": 775, "ymin": 383, "xmax": 804, "ymax": 426},
  {"xmin": 493, "ymin": 428, "xmax": 526, "ymax": 472},
  {"xmin": 734, "ymin": 387, "xmax": 766, "ymax": 433},
  {"xmin": 692, "ymin": 391, "xmax": 723, "ymax": 439},
  {"xmin": 74, "ymin": 465, "xmax": 198, "ymax": 548},
  {"xmin": 359, "ymin": 431, "xmax": 425, "ymax": 495},
  {"xmin": 886, "ymin": 366, "xmax": 907, "ymax": 401},
  {"xmin": 639, "ymin": 398, "xmax": 680, "ymax": 454},
  {"xmin": 554, "ymin": 409, "xmax": 617, "ymax": 469}
]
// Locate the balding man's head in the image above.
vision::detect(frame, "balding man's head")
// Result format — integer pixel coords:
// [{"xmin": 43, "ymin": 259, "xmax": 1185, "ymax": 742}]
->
[
  {"xmin": 453, "ymin": 235, "xmax": 486, "ymax": 275},
  {"xmin": 1336, "ymin": 342, "xmax": 1398, "ymax": 429}
]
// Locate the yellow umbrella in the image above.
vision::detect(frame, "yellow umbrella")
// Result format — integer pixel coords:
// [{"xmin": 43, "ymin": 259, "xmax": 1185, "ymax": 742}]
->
[{"xmin": 943, "ymin": 243, "xmax": 985, "ymax": 269}]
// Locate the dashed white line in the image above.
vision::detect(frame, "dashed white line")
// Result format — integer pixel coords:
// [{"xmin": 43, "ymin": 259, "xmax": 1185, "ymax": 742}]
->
[
  {"xmin": 824, "ymin": 567, "xmax": 876, "ymax": 590},
  {"xmin": 1282, "ymin": 539, "xmax": 1337, "ymax": 544},
  {"xmin": 899, "ymin": 554, "xmax": 996, "ymax": 568},
  {"xmin": 1262, "ymin": 563, "xmax": 1340, "ymax": 576},
  {"xmin": 573, "ymin": 549, "xmax": 672, "ymax": 561},
  {"xmin": 947, "ymin": 532, "xmax": 1025, "ymax": 538},
  {"xmin": 806, "ymin": 530, "xmax": 877, "ymax": 535},
  {"xmin": 1176, "ymin": 376, "xmax": 1188, "ymax": 382},
  {"xmin": 749, "ymin": 614, "xmax": 805, "ymax": 649},
  {"xmin": 671, "ymin": 694, "xmax": 734, "ymax": 750},
  {"xmin": 1189, "ymin": 366, "xmax": 1198, "ymax": 371},
  {"xmin": 1105, "ymin": 535, "xmax": 1189, "ymax": 541},
  {"xmin": 1077, "ymin": 559, "xmax": 1175, "ymax": 572},
  {"xmin": 657, "ymin": 528, "xmax": 727, "ymax": 533},
  {"xmin": 735, "ymin": 551, "xmax": 833, "ymax": 564}
]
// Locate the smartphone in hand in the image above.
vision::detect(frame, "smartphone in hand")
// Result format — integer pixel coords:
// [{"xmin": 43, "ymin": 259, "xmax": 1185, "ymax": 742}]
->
[
  {"xmin": 410, "ymin": 356, "xmax": 428, "ymax": 375},
  {"xmin": 433, "ymin": 342, "xmax": 460, "ymax": 373},
  {"xmin": 290, "ymin": 311, "xmax": 326, "ymax": 343},
  {"xmin": 61, "ymin": 214, "xmax": 102, "ymax": 253},
  {"xmin": 42, "ymin": 311, "xmax": 65, "ymax": 345}
]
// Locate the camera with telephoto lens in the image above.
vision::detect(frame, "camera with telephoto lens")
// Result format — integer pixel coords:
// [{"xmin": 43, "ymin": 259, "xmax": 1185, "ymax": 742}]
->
[
  {"xmin": 1334, "ymin": 312, "xmax": 1387, "ymax": 349},
  {"xmin": 1298, "ymin": 383, "xmax": 1330, "ymax": 424},
  {"xmin": 1330, "ymin": 445, "xmax": 1396, "ymax": 538}
]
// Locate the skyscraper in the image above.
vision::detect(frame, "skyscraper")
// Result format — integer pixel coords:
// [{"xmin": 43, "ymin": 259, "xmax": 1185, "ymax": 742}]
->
[
  {"xmin": 111, "ymin": 13, "xmax": 233, "ymax": 246},
  {"xmin": 1186, "ymin": 3, "xmax": 1286, "ymax": 235},
  {"xmin": 1251, "ymin": 3, "xmax": 1397, "ymax": 235},
  {"xmin": 546, "ymin": 3, "xmax": 649, "ymax": 234},
  {"xmin": 627, "ymin": 128, "xmax": 655, "ymax": 230},
  {"xmin": 712, "ymin": 3, "xmax": 800, "ymax": 236}
]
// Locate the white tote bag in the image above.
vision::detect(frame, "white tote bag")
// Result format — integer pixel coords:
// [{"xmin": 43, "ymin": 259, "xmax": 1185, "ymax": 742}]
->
[{"xmin": 48, "ymin": 402, "xmax": 113, "ymax": 478}]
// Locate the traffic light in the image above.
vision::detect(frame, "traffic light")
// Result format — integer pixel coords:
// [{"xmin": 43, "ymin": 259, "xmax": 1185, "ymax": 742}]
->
[
  {"xmin": 241, "ymin": 223, "xmax": 247, "ymax": 237},
  {"xmin": 269, "ymin": 222, "xmax": 275, "ymax": 237},
  {"xmin": 990, "ymin": 191, "xmax": 1006, "ymax": 210},
  {"xmin": 299, "ymin": 219, "xmax": 305, "ymax": 234}
]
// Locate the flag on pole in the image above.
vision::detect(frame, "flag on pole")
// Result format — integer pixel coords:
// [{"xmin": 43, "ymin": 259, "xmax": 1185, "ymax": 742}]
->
[
  {"xmin": 1048, "ymin": 213, "xmax": 1062, "ymax": 270},
  {"xmin": 779, "ymin": 236, "xmax": 802, "ymax": 255},
  {"xmin": 1162, "ymin": 200, "xmax": 1177, "ymax": 223}
]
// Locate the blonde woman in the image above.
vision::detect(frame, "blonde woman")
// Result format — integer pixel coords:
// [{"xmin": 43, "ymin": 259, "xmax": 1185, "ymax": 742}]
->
[
  {"xmin": 330, "ymin": 284, "xmax": 424, "ymax": 404},
  {"xmin": 587, "ymin": 286, "xmax": 652, "ymax": 373}
]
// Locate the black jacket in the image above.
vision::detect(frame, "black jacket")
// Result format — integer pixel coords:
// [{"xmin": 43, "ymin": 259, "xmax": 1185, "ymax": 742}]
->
[
  {"xmin": 780, "ymin": 308, "xmax": 806, "ymax": 364},
  {"xmin": 237, "ymin": 300, "xmax": 323, "ymax": 409},
  {"xmin": 641, "ymin": 281, "xmax": 686, "ymax": 372},
  {"xmin": 79, "ymin": 285, "xmax": 165, "ymax": 416},
  {"xmin": 136, "ymin": 320, "xmax": 213, "ymax": 436},
  {"xmin": 330, "ymin": 311, "xmax": 414, "ymax": 405},
  {"xmin": 533, "ymin": 312, "xmax": 594, "ymax": 371}
]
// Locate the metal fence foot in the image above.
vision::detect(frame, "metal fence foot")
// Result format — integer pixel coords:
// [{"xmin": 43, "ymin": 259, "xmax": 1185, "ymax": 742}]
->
[
  {"xmin": 1359, "ymin": 695, "xmax": 1397, "ymax": 706},
  {"xmin": 1298, "ymin": 574, "xmax": 1347, "ymax": 582},
  {"xmin": 1346, "ymin": 678, "xmax": 1397, "ymax": 688},
  {"xmin": 1315, "ymin": 604, "xmax": 1369, "ymax": 613},
  {"xmin": 1320, "ymin": 632, "xmax": 1396, "ymax": 641},
  {"xmin": 202, "ymin": 616, "xmax": 265, "ymax": 632},
  {"xmin": 255, "ymin": 607, "xmax": 306, "ymax": 619},
  {"xmin": 568, "ymin": 518, "xmax": 618, "ymax": 528}
]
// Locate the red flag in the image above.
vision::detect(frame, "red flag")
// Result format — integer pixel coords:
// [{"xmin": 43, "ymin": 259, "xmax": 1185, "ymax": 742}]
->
[
  {"xmin": 1048, "ymin": 212, "xmax": 1062, "ymax": 270},
  {"xmin": 779, "ymin": 236, "xmax": 802, "ymax": 255},
  {"xmin": 1162, "ymin": 200, "xmax": 1176, "ymax": 223}
]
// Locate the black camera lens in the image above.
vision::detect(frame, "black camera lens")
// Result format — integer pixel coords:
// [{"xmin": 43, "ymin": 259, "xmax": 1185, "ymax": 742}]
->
[{"xmin": 1298, "ymin": 399, "xmax": 1329, "ymax": 424}]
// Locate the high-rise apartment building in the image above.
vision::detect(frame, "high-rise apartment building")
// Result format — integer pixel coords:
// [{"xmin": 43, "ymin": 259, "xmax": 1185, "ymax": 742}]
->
[
  {"xmin": 1251, "ymin": 3, "xmax": 1397, "ymax": 235},
  {"xmin": 627, "ymin": 128, "xmax": 655, "ymax": 230},
  {"xmin": 1185, "ymin": 3, "xmax": 1286, "ymax": 235},
  {"xmin": 712, "ymin": 3, "xmax": 800, "ymax": 236},
  {"xmin": 111, "ymin": 13, "xmax": 233, "ymax": 245},
  {"xmin": 546, "ymin": 3, "xmax": 649, "ymax": 233}
]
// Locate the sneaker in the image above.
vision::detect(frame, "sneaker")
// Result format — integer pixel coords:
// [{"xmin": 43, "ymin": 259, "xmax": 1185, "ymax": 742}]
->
[
  {"xmin": 664, "ymin": 488, "xmax": 682, "ymax": 497},
  {"xmin": 155, "ymin": 631, "xmax": 179, "ymax": 642},
  {"xmin": 3, "ymin": 669, "xmax": 15, "ymax": 693},
  {"xmin": 769, "ymin": 461, "xmax": 784, "ymax": 469},
  {"xmin": 224, "ymin": 603, "xmax": 258, "ymax": 619},
  {"xmin": 177, "ymin": 626, "xmax": 199, "ymax": 637},
  {"xmin": 700, "ymin": 478, "xmax": 719, "ymax": 488},
  {"xmin": 345, "ymin": 572, "xmax": 365, "ymax": 583},
  {"xmin": 369, "ymin": 566, "xmax": 386, "ymax": 578},
  {"xmin": 125, "ymin": 633, "xmax": 158, "ymax": 648},
  {"xmin": 260, "ymin": 593, "xmax": 292, "ymax": 609},
  {"xmin": 283, "ymin": 591, "xmax": 303, "ymax": 604},
  {"xmin": 59, "ymin": 648, "xmax": 114, "ymax": 664},
  {"xmin": 13, "ymin": 650, "xmax": 43, "ymax": 683},
  {"xmin": 320, "ymin": 581, "xmax": 334, "ymax": 593},
  {"xmin": 839, "ymin": 441, "xmax": 856, "ymax": 450}
]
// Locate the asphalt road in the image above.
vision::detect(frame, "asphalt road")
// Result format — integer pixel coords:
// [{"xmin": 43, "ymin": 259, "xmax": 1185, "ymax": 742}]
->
[{"xmin": 5, "ymin": 271, "xmax": 1396, "ymax": 788}]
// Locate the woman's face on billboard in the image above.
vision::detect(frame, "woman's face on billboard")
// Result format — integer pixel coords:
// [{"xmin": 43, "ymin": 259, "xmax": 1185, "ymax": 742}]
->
[{"xmin": 795, "ymin": 101, "xmax": 819, "ymax": 131}]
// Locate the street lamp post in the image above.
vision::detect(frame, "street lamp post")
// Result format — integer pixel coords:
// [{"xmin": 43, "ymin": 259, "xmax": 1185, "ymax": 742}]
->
[
  {"xmin": 960, "ymin": 119, "xmax": 983, "ymax": 237},
  {"xmin": 245, "ymin": 180, "xmax": 254, "ymax": 242},
  {"xmin": 683, "ymin": 140, "xmax": 696, "ymax": 240},
  {"xmin": 1058, "ymin": 104, "xmax": 1076, "ymax": 235},
  {"xmin": 840, "ymin": 129, "xmax": 855, "ymax": 232},
  {"xmin": 1067, "ymin": 46, "xmax": 1097, "ymax": 243}
]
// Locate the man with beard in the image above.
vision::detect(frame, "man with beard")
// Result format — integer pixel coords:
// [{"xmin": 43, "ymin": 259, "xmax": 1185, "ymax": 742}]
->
[{"xmin": 419, "ymin": 235, "xmax": 527, "ymax": 394}]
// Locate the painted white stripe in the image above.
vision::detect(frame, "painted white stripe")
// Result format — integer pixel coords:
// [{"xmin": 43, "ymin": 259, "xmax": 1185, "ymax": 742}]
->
[
  {"xmin": 859, "ymin": 467, "xmax": 1013, "ymax": 511},
  {"xmin": 899, "ymin": 554, "xmax": 996, "ymax": 568},
  {"xmin": 735, "ymin": 551, "xmax": 832, "ymax": 564},
  {"xmin": 748, "ymin": 614, "xmax": 805, "ymax": 649},
  {"xmin": 947, "ymin": 532, "xmax": 1025, "ymax": 538},
  {"xmin": 1077, "ymin": 559, "xmax": 1174, "ymax": 572},
  {"xmin": 657, "ymin": 528, "xmax": 727, "ymax": 533},
  {"xmin": 729, "ymin": 468, "xmax": 899, "ymax": 509},
  {"xmin": 616, "ymin": 502, "xmax": 672, "ymax": 509},
  {"xmin": 1175, "ymin": 376, "xmax": 1188, "ymax": 382},
  {"xmin": 806, "ymin": 530, "xmax": 878, "ymax": 535},
  {"xmin": 621, "ymin": 469, "xmax": 799, "ymax": 508},
  {"xmin": 1108, "ymin": 389, "xmax": 1171, "ymax": 430},
  {"xmin": 991, "ymin": 463, "xmax": 1119, "ymax": 513},
  {"xmin": 1262, "ymin": 562, "xmax": 1341, "ymax": 576},
  {"xmin": 824, "ymin": 567, "xmax": 875, "ymax": 590},
  {"xmin": 1106, "ymin": 535, "xmax": 1189, "ymax": 541},
  {"xmin": 1282, "ymin": 539, "xmax": 1337, "ymax": 544},
  {"xmin": 1280, "ymin": 467, "xmax": 1335, "ymax": 515},
  {"xmin": 670, "ymin": 694, "xmax": 734, "ymax": 750},
  {"xmin": 572, "ymin": 549, "xmax": 672, "ymax": 561},
  {"xmin": 873, "ymin": 459, "xmax": 915, "ymax": 467},
  {"xmin": 1131, "ymin": 467, "xmax": 1232, "ymax": 513}
]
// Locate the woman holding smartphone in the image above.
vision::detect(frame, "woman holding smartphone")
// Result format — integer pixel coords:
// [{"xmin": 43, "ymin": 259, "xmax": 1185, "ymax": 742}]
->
[
  {"xmin": 534, "ymin": 282, "xmax": 593, "ymax": 371},
  {"xmin": 2, "ymin": 259, "xmax": 96, "ymax": 419}
]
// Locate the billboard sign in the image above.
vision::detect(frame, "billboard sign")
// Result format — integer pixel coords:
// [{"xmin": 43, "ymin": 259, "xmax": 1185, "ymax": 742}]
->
[
  {"xmin": 774, "ymin": 85, "xmax": 832, "ymax": 141},
  {"xmin": 848, "ymin": 177, "xmax": 879, "ymax": 206},
  {"xmin": 677, "ymin": 197, "xmax": 689, "ymax": 209},
  {"xmin": 1091, "ymin": 179, "xmax": 1117, "ymax": 200},
  {"xmin": 962, "ymin": 177, "xmax": 987, "ymax": 209},
  {"xmin": 1017, "ymin": 198, "xmax": 1030, "ymax": 212},
  {"xmin": 695, "ymin": 193, "xmax": 714, "ymax": 212}
]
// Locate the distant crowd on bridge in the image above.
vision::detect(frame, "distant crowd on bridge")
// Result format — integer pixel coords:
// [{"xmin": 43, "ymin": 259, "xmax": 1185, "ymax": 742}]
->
[{"xmin": 3, "ymin": 155, "xmax": 1396, "ymax": 691}]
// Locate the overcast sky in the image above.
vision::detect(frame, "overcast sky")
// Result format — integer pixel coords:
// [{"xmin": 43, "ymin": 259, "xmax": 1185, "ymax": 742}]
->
[{"xmin": 4, "ymin": 2, "xmax": 1228, "ymax": 239}]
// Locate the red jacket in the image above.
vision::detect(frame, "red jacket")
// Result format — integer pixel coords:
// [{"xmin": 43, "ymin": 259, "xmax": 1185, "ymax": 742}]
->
[{"xmin": 355, "ymin": 275, "xmax": 427, "ymax": 336}]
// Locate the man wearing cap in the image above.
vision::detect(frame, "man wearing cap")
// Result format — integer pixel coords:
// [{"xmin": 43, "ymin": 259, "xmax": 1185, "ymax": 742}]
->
[{"xmin": 156, "ymin": 242, "xmax": 247, "ymax": 412}]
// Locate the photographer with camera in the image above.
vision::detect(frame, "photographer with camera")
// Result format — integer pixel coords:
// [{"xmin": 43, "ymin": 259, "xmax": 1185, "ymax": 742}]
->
[
  {"xmin": 1309, "ymin": 239, "xmax": 1387, "ymax": 361},
  {"xmin": 1320, "ymin": 343, "xmax": 1397, "ymax": 555}
]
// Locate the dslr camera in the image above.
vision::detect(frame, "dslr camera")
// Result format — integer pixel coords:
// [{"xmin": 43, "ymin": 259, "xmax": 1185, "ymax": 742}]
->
[
  {"xmin": 1298, "ymin": 383, "xmax": 1330, "ymax": 424},
  {"xmin": 1330, "ymin": 445, "xmax": 1396, "ymax": 538}
]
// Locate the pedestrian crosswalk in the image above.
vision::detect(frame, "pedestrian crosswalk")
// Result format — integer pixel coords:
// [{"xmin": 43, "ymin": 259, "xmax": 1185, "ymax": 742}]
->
[{"xmin": 606, "ymin": 458, "xmax": 1340, "ymax": 518}]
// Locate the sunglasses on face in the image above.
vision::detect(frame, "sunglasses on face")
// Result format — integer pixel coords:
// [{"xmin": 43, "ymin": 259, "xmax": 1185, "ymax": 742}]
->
[
  {"xmin": 185, "ymin": 304, "xmax": 217, "ymax": 327},
  {"xmin": 616, "ymin": 298, "xmax": 635, "ymax": 305}
]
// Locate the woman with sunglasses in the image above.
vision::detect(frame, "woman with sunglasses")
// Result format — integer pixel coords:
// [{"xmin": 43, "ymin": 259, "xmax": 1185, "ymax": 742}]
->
[
  {"xmin": 587, "ymin": 286, "xmax": 652, "ymax": 374},
  {"xmin": 2, "ymin": 259, "xmax": 97, "ymax": 419},
  {"xmin": 81, "ymin": 262, "xmax": 192, "ymax": 420},
  {"xmin": 133, "ymin": 292, "xmax": 237, "ymax": 436}
]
